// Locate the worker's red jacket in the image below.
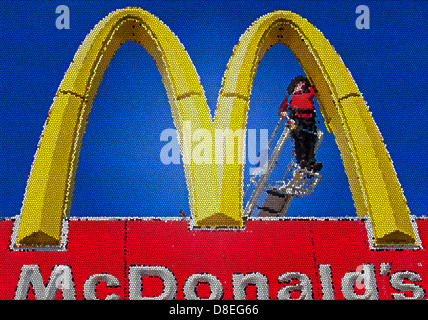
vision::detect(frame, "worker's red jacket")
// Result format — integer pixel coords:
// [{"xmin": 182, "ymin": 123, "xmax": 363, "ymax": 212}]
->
[{"xmin": 279, "ymin": 86, "xmax": 317, "ymax": 119}]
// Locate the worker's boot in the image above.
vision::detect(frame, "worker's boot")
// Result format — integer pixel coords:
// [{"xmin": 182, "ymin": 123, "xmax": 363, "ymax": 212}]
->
[
  {"xmin": 299, "ymin": 160, "xmax": 308, "ymax": 169},
  {"xmin": 312, "ymin": 162, "xmax": 323, "ymax": 172}
]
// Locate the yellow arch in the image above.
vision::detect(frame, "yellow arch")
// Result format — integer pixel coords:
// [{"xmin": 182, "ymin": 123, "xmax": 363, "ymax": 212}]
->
[
  {"xmin": 15, "ymin": 8, "xmax": 416, "ymax": 247},
  {"xmin": 218, "ymin": 12, "xmax": 416, "ymax": 245}
]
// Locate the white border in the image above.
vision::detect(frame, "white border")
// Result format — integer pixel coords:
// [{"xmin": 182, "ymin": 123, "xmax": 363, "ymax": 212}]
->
[
  {"xmin": 365, "ymin": 214, "xmax": 423, "ymax": 250},
  {"xmin": 10, "ymin": 214, "xmax": 69, "ymax": 252},
  {"xmin": 5, "ymin": 214, "xmax": 425, "ymax": 252}
]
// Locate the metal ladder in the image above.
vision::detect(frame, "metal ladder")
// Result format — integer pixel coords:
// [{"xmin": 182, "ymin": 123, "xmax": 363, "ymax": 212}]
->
[{"xmin": 243, "ymin": 118, "xmax": 323, "ymax": 218}]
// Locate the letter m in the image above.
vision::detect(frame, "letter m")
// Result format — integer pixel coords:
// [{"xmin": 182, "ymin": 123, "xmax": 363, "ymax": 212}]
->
[{"xmin": 14, "ymin": 265, "xmax": 76, "ymax": 300}]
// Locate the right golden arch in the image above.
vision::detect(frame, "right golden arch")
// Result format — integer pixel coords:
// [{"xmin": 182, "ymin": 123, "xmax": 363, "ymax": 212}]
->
[{"xmin": 223, "ymin": 11, "xmax": 416, "ymax": 245}]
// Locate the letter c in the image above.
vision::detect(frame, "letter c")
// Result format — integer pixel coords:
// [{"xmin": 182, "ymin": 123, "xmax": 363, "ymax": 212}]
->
[{"xmin": 83, "ymin": 274, "xmax": 120, "ymax": 300}]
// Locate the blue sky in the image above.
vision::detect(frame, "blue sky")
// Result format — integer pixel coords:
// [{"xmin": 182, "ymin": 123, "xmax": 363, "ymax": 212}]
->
[{"xmin": 1, "ymin": 0, "xmax": 427, "ymax": 219}]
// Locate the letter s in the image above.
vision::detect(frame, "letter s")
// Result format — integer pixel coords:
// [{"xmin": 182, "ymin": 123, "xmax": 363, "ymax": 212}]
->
[{"xmin": 390, "ymin": 271, "xmax": 425, "ymax": 300}]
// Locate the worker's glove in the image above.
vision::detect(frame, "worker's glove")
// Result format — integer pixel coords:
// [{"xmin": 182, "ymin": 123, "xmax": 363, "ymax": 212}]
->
[{"xmin": 278, "ymin": 111, "xmax": 288, "ymax": 119}]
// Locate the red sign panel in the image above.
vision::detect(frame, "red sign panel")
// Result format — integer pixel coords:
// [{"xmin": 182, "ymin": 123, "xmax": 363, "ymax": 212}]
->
[{"xmin": 1, "ymin": 218, "xmax": 426, "ymax": 300}]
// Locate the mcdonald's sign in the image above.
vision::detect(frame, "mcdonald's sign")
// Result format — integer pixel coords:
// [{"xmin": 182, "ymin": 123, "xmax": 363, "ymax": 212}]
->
[{"xmin": 1, "ymin": 6, "xmax": 427, "ymax": 301}]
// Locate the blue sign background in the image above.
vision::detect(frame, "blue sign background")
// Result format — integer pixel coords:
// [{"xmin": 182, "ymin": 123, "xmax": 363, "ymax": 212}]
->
[{"xmin": 1, "ymin": 1, "xmax": 427, "ymax": 218}]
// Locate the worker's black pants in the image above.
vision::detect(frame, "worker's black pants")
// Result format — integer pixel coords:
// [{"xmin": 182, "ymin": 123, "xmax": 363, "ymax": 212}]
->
[{"xmin": 291, "ymin": 121, "xmax": 318, "ymax": 166}]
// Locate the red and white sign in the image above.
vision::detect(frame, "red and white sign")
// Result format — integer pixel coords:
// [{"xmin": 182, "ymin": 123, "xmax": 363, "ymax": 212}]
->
[{"xmin": 1, "ymin": 218, "xmax": 426, "ymax": 300}]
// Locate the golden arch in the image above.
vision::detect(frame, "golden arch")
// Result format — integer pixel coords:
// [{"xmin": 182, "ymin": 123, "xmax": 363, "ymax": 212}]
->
[{"xmin": 15, "ymin": 8, "xmax": 416, "ymax": 247}]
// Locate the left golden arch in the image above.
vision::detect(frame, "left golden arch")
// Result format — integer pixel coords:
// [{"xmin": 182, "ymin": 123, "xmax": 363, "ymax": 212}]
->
[{"xmin": 15, "ymin": 7, "xmax": 220, "ymax": 246}]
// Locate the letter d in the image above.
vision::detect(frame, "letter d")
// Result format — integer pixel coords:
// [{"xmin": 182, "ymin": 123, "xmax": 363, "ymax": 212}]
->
[
  {"xmin": 214, "ymin": 305, "xmax": 221, "ymax": 314},
  {"xmin": 129, "ymin": 266, "xmax": 177, "ymax": 300}
]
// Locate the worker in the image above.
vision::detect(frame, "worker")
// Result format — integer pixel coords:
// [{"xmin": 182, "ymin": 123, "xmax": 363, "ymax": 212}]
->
[{"xmin": 278, "ymin": 75, "xmax": 322, "ymax": 172}]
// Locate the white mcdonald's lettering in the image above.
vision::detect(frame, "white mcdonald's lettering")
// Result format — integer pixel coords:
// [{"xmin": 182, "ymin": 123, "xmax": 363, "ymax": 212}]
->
[{"xmin": 14, "ymin": 264, "xmax": 426, "ymax": 300}]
